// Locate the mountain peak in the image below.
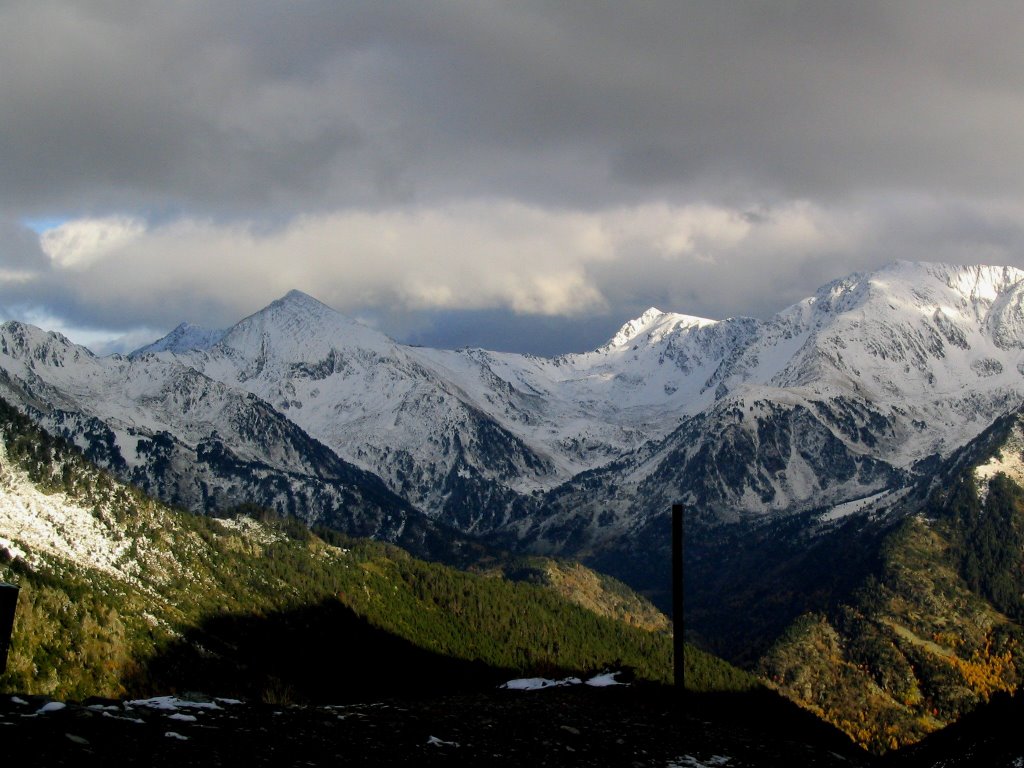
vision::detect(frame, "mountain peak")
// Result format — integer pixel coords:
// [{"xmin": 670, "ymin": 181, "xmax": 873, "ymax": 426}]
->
[
  {"xmin": 130, "ymin": 321, "xmax": 226, "ymax": 357},
  {"xmin": 601, "ymin": 307, "xmax": 716, "ymax": 351},
  {"xmin": 255, "ymin": 289, "xmax": 356, "ymax": 328},
  {"xmin": 604, "ymin": 308, "xmax": 666, "ymax": 350},
  {"xmin": 271, "ymin": 289, "xmax": 334, "ymax": 311},
  {"xmin": 637, "ymin": 306, "xmax": 665, "ymax": 325},
  {"xmin": 0, "ymin": 320, "xmax": 91, "ymax": 357},
  {"xmin": 216, "ymin": 289, "xmax": 393, "ymax": 363},
  {"xmin": 868, "ymin": 261, "xmax": 1024, "ymax": 303}
]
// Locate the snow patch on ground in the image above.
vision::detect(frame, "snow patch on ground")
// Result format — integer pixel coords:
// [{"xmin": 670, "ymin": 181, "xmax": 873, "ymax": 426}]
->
[
  {"xmin": 584, "ymin": 672, "xmax": 625, "ymax": 687},
  {"xmin": 667, "ymin": 756, "xmax": 732, "ymax": 768},
  {"xmin": 501, "ymin": 676, "xmax": 582, "ymax": 691},
  {"xmin": 126, "ymin": 696, "xmax": 223, "ymax": 711},
  {"xmin": 501, "ymin": 671, "xmax": 627, "ymax": 690},
  {"xmin": 426, "ymin": 735, "xmax": 460, "ymax": 747},
  {"xmin": 103, "ymin": 712, "xmax": 145, "ymax": 724}
]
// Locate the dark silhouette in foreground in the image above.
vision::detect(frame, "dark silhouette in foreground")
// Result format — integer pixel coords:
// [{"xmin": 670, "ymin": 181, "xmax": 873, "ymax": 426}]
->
[{"xmin": 1, "ymin": 598, "xmax": 1018, "ymax": 766}]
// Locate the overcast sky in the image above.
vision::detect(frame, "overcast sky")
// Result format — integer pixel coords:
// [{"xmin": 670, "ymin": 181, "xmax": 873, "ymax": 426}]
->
[{"xmin": 4, "ymin": 1, "xmax": 1024, "ymax": 355}]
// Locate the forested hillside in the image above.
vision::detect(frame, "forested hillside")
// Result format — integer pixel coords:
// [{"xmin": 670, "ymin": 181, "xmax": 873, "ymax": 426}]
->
[
  {"xmin": 758, "ymin": 433, "xmax": 1024, "ymax": 753},
  {"xmin": 0, "ymin": 398, "xmax": 750, "ymax": 702}
]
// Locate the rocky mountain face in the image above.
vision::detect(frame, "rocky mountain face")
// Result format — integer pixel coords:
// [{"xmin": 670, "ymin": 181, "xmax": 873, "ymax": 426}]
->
[
  {"xmin": 516, "ymin": 263, "xmax": 1024, "ymax": 546},
  {"xmin": 2, "ymin": 261, "xmax": 1024, "ymax": 584}
]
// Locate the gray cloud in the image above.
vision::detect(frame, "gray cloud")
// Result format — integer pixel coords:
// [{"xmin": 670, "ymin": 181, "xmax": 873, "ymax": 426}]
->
[
  {"xmin": 4, "ymin": 2, "xmax": 1024, "ymax": 351},
  {"xmin": 0, "ymin": 220, "xmax": 49, "ymax": 271},
  {"xmin": 6, "ymin": 1, "xmax": 1024, "ymax": 216}
]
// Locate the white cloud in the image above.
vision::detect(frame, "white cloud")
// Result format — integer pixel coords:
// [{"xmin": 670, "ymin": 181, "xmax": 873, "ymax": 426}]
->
[
  {"xmin": 29, "ymin": 203, "xmax": 618, "ymax": 322},
  {"xmin": 9, "ymin": 195, "xmax": 1024, "ymax": 354},
  {"xmin": 21, "ymin": 201, "xmax": 846, "ymax": 324},
  {"xmin": 40, "ymin": 216, "xmax": 145, "ymax": 268}
]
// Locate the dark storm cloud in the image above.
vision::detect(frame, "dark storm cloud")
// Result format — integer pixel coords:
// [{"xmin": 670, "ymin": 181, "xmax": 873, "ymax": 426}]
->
[
  {"xmin": 4, "ymin": 1, "xmax": 1024, "ymax": 352},
  {"xmin": 6, "ymin": 0, "xmax": 1024, "ymax": 217},
  {"xmin": 365, "ymin": 307, "xmax": 626, "ymax": 358},
  {"xmin": 0, "ymin": 221, "xmax": 49, "ymax": 271}
]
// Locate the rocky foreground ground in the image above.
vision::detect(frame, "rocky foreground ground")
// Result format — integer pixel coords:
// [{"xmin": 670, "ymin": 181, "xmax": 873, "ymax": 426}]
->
[
  {"xmin": 1, "ymin": 684, "xmax": 867, "ymax": 767},
  {"xmin": 2, "ymin": 684, "xmax": 1021, "ymax": 767}
]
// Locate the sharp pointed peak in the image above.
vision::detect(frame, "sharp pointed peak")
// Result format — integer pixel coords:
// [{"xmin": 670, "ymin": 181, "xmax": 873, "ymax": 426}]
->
[
  {"xmin": 216, "ymin": 288, "xmax": 396, "ymax": 359},
  {"xmin": 272, "ymin": 289, "xmax": 332, "ymax": 309},
  {"xmin": 228, "ymin": 289, "xmax": 345, "ymax": 333},
  {"xmin": 239, "ymin": 289, "xmax": 348, "ymax": 326}
]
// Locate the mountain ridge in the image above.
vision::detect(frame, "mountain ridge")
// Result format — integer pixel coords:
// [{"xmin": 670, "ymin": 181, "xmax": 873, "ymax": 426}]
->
[{"xmin": 3, "ymin": 260, "xmax": 1024, "ymax": 591}]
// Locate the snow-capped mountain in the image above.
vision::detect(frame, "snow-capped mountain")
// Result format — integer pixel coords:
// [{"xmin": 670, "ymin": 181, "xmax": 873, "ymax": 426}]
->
[
  {"xmin": 0, "ymin": 321, "xmax": 456, "ymax": 557},
  {"xmin": 515, "ymin": 263, "xmax": 1024, "ymax": 534},
  {"xmin": 148, "ymin": 290, "xmax": 561, "ymax": 533},
  {"xmin": 131, "ymin": 321, "xmax": 226, "ymax": 355},
  {"xmin": 3, "ymin": 261, "xmax": 1024, "ymax": 564}
]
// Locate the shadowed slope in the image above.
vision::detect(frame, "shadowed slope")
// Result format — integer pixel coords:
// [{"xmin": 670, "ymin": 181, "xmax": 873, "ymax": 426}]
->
[{"xmin": 131, "ymin": 597, "xmax": 513, "ymax": 703}]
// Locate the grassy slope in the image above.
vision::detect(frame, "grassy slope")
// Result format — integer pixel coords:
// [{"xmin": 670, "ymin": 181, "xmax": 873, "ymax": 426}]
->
[{"xmin": 483, "ymin": 556, "xmax": 671, "ymax": 632}]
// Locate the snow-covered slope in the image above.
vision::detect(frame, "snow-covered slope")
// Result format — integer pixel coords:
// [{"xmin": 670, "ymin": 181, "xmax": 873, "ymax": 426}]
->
[
  {"xmin": 4, "ymin": 261, "xmax": 1024, "ymax": 556},
  {"xmin": 131, "ymin": 322, "xmax": 225, "ymax": 355},
  {"xmin": 0, "ymin": 320, "xmax": 449, "ymax": 554},
  {"xmin": 493, "ymin": 263, "xmax": 1024, "ymax": 547},
  {"xmin": 0, "ymin": 437, "xmax": 136, "ymax": 579},
  {"xmin": 152, "ymin": 290, "xmax": 559, "ymax": 532}
]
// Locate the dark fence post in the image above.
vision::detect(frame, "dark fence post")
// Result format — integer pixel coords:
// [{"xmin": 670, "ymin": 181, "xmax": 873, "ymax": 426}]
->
[
  {"xmin": 672, "ymin": 503, "xmax": 684, "ymax": 693},
  {"xmin": 0, "ymin": 583, "xmax": 19, "ymax": 677}
]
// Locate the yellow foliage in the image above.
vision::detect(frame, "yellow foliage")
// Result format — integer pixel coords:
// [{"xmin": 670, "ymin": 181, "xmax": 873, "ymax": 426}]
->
[{"xmin": 944, "ymin": 644, "xmax": 1017, "ymax": 699}]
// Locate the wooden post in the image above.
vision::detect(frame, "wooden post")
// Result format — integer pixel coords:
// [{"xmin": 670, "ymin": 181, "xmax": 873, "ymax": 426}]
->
[
  {"xmin": 672, "ymin": 503, "xmax": 684, "ymax": 693},
  {"xmin": 0, "ymin": 583, "xmax": 18, "ymax": 676}
]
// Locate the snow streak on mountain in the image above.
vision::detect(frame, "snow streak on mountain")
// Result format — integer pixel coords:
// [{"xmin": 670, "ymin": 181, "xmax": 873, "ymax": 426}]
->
[{"xmin": 2, "ymin": 261, "xmax": 1024, "ymax": 561}]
